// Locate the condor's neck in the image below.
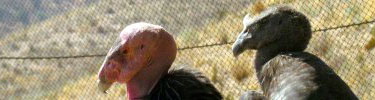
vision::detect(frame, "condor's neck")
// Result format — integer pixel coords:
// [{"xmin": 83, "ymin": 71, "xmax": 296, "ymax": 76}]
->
[
  {"xmin": 254, "ymin": 44, "xmax": 282, "ymax": 77},
  {"xmin": 126, "ymin": 64, "xmax": 171, "ymax": 100}
]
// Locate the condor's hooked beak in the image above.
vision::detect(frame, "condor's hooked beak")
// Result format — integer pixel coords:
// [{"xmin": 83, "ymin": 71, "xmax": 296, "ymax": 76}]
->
[
  {"xmin": 97, "ymin": 57, "xmax": 117, "ymax": 94},
  {"xmin": 233, "ymin": 13, "xmax": 255, "ymax": 58},
  {"xmin": 232, "ymin": 30, "xmax": 251, "ymax": 58},
  {"xmin": 97, "ymin": 42, "xmax": 123, "ymax": 94},
  {"xmin": 232, "ymin": 38, "xmax": 245, "ymax": 58},
  {"xmin": 98, "ymin": 78, "xmax": 113, "ymax": 94}
]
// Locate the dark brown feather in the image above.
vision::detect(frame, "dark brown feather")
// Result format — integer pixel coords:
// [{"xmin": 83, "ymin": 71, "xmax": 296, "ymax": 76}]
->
[{"xmin": 145, "ymin": 68, "xmax": 223, "ymax": 100}]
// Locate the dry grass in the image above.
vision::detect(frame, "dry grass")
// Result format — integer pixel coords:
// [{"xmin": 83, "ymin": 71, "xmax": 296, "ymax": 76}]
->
[
  {"xmin": 365, "ymin": 27, "xmax": 375, "ymax": 50},
  {"xmin": 45, "ymin": 75, "xmax": 127, "ymax": 100},
  {"xmin": 251, "ymin": 1, "xmax": 266, "ymax": 15},
  {"xmin": 1, "ymin": 0, "xmax": 375, "ymax": 100}
]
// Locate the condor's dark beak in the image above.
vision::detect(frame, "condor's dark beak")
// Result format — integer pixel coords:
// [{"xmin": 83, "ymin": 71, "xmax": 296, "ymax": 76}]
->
[
  {"xmin": 232, "ymin": 37, "xmax": 245, "ymax": 58},
  {"xmin": 232, "ymin": 31, "xmax": 251, "ymax": 58}
]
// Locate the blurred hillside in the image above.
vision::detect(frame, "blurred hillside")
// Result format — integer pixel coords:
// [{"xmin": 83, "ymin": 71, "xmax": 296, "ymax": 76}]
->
[
  {"xmin": 1, "ymin": 0, "xmax": 375, "ymax": 100},
  {"xmin": 0, "ymin": 0, "xmax": 98, "ymax": 38}
]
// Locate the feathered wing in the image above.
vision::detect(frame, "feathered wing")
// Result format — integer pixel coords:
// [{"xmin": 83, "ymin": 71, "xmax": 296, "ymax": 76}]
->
[
  {"xmin": 260, "ymin": 52, "xmax": 358, "ymax": 100},
  {"xmin": 147, "ymin": 67, "xmax": 223, "ymax": 100}
]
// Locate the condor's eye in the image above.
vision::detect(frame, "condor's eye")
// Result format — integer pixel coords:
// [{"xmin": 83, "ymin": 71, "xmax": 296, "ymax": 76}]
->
[
  {"xmin": 140, "ymin": 44, "xmax": 144, "ymax": 50},
  {"xmin": 122, "ymin": 49, "xmax": 128, "ymax": 55},
  {"xmin": 246, "ymin": 27, "xmax": 251, "ymax": 32}
]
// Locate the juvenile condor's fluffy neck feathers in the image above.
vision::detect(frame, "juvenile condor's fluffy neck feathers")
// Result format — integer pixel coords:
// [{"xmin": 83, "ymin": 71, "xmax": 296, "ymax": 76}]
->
[
  {"xmin": 254, "ymin": 43, "xmax": 282, "ymax": 76},
  {"xmin": 145, "ymin": 68, "xmax": 222, "ymax": 100}
]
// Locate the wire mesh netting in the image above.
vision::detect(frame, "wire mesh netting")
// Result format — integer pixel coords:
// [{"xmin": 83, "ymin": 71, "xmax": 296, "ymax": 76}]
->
[{"xmin": 0, "ymin": 0, "xmax": 375, "ymax": 99}]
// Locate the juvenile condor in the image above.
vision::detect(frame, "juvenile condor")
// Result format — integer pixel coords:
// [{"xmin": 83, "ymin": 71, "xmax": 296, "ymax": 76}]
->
[
  {"xmin": 232, "ymin": 5, "xmax": 358, "ymax": 100},
  {"xmin": 97, "ymin": 22, "xmax": 222, "ymax": 100}
]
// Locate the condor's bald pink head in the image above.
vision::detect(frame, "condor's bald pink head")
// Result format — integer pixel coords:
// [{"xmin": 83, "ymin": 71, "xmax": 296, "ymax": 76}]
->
[{"xmin": 97, "ymin": 22, "xmax": 177, "ymax": 97}]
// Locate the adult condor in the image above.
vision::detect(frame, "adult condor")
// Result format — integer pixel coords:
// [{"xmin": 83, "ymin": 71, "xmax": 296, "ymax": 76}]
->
[{"xmin": 97, "ymin": 22, "xmax": 222, "ymax": 100}]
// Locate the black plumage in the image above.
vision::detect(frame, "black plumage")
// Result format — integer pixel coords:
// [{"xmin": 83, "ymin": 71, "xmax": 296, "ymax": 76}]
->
[
  {"xmin": 147, "ymin": 68, "xmax": 223, "ymax": 100},
  {"xmin": 259, "ymin": 52, "xmax": 358, "ymax": 100},
  {"xmin": 232, "ymin": 5, "xmax": 358, "ymax": 100}
]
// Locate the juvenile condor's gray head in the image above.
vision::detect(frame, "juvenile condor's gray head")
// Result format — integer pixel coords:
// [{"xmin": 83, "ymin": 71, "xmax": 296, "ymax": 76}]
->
[{"xmin": 232, "ymin": 6, "xmax": 312, "ymax": 57}]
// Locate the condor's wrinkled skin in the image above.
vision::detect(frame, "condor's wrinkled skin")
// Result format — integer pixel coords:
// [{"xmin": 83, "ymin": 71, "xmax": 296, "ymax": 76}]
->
[
  {"xmin": 232, "ymin": 6, "xmax": 358, "ymax": 100},
  {"xmin": 97, "ymin": 22, "xmax": 222, "ymax": 100}
]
